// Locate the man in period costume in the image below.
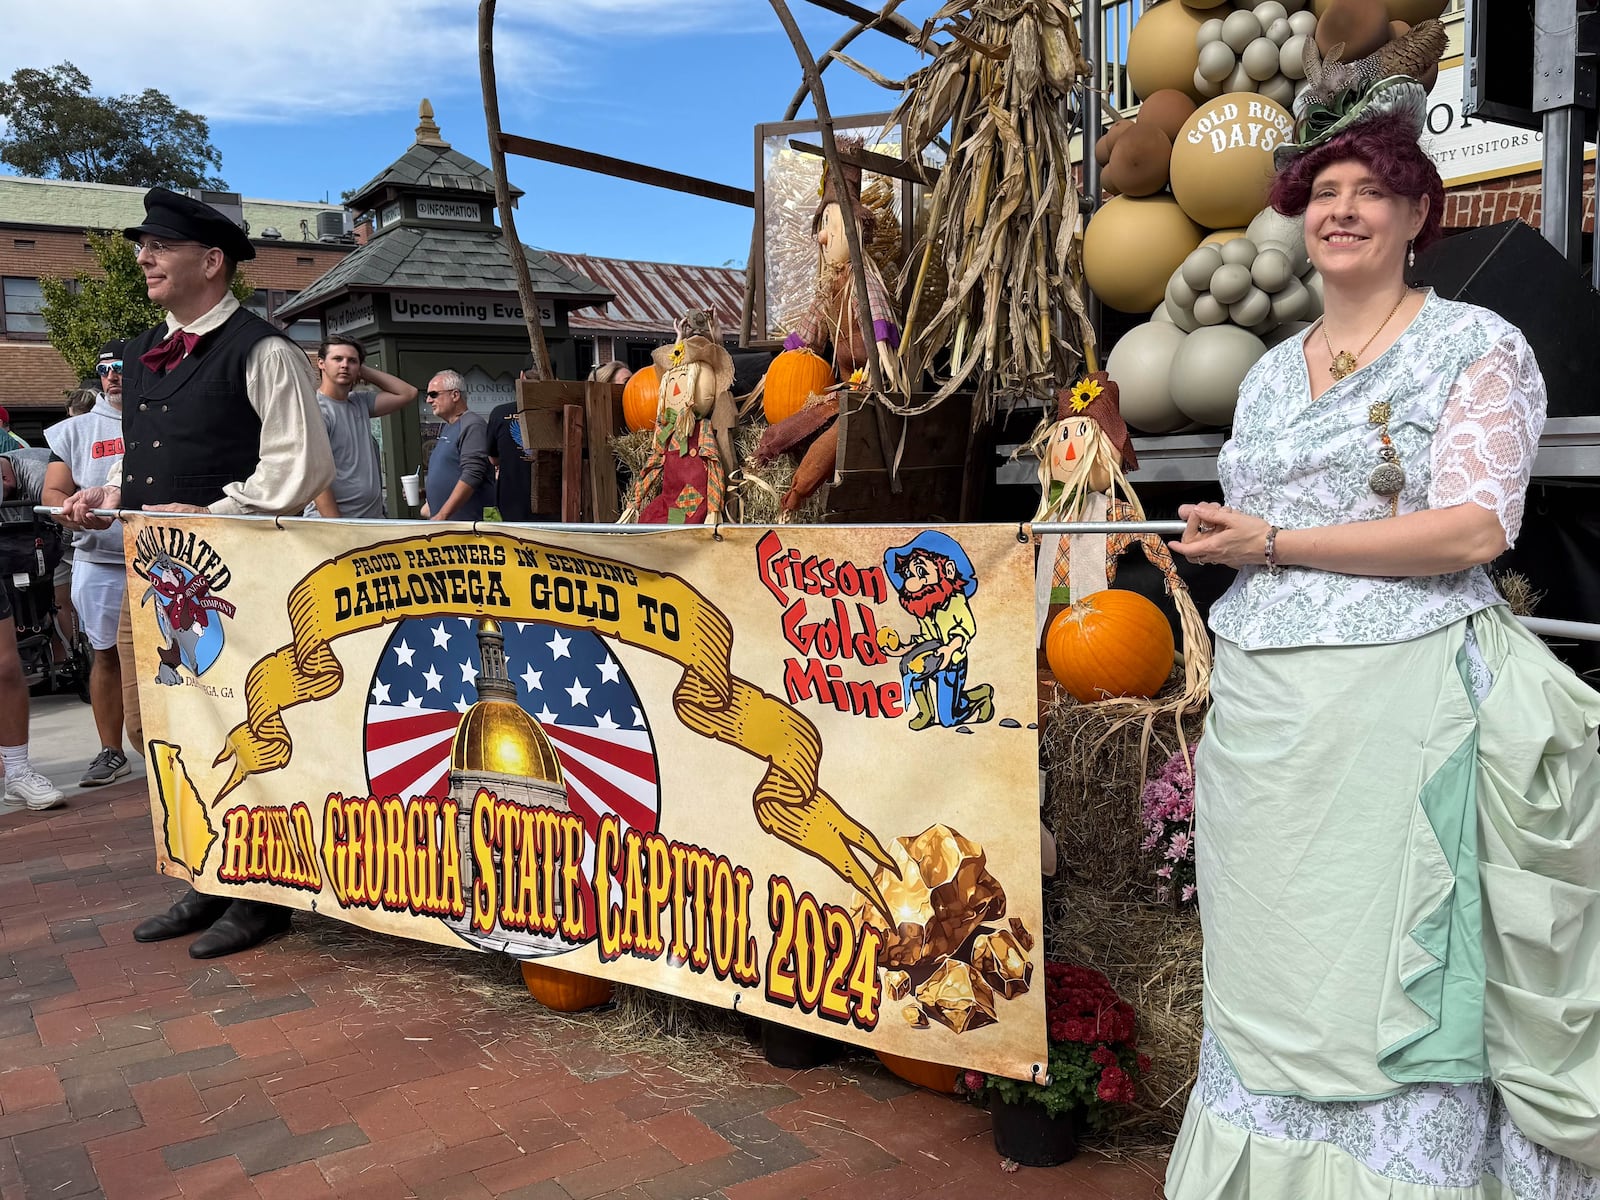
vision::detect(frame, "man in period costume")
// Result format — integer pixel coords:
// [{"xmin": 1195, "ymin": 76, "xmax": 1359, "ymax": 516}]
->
[{"xmin": 58, "ymin": 187, "xmax": 334, "ymax": 959}]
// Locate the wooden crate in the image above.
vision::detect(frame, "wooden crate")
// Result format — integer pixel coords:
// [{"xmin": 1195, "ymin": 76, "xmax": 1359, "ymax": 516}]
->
[
  {"xmin": 822, "ymin": 391, "xmax": 983, "ymax": 523},
  {"xmin": 515, "ymin": 380, "xmax": 626, "ymax": 521}
]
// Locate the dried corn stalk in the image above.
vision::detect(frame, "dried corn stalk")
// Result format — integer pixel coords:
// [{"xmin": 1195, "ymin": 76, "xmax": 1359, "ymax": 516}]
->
[{"xmin": 888, "ymin": 0, "xmax": 1094, "ymax": 416}]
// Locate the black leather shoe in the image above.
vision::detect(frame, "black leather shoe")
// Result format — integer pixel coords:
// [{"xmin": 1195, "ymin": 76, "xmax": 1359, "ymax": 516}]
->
[
  {"xmin": 187, "ymin": 900, "xmax": 292, "ymax": 960},
  {"xmin": 132, "ymin": 889, "xmax": 233, "ymax": 943}
]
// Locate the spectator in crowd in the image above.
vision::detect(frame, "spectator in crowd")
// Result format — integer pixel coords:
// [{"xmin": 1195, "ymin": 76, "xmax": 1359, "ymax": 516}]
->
[
  {"xmin": 0, "ymin": 449, "xmax": 66, "ymax": 811},
  {"xmin": 421, "ymin": 370, "xmax": 492, "ymax": 522},
  {"xmin": 307, "ymin": 338, "xmax": 418, "ymax": 519},
  {"xmin": 0, "ymin": 405, "xmax": 27, "ymax": 453},
  {"xmin": 58, "ymin": 187, "xmax": 333, "ymax": 959},
  {"xmin": 66, "ymin": 389, "xmax": 99, "ymax": 417},
  {"xmin": 43, "ymin": 341, "xmax": 131, "ymax": 787}
]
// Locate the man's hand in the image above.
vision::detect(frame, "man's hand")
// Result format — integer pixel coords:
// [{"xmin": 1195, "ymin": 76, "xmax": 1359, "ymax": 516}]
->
[
  {"xmin": 58, "ymin": 485, "xmax": 121, "ymax": 531},
  {"xmin": 143, "ymin": 503, "xmax": 209, "ymax": 514}
]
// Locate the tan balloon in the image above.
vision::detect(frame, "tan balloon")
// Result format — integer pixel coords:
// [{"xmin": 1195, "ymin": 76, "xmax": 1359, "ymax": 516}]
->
[
  {"xmin": 1128, "ymin": 2, "xmax": 1213, "ymax": 101},
  {"xmin": 1169, "ymin": 325, "xmax": 1268, "ymax": 426},
  {"xmin": 1201, "ymin": 227, "xmax": 1248, "ymax": 247},
  {"xmin": 1107, "ymin": 321, "xmax": 1192, "ymax": 434},
  {"xmin": 1084, "ymin": 194, "xmax": 1205, "ymax": 314},
  {"xmin": 1171, "ymin": 92, "xmax": 1294, "ymax": 229}
]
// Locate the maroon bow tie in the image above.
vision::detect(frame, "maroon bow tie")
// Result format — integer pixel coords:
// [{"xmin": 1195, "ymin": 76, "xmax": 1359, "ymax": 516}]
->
[{"xmin": 139, "ymin": 329, "xmax": 202, "ymax": 376}]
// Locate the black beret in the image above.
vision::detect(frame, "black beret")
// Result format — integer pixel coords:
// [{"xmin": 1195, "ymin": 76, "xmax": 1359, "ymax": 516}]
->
[
  {"xmin": 98, "ymin": 340, "xmax": 126, "ymax": 362},
  {"xmin": 124, "ymin": 187, "xmax": 255, "ymax": 262}
]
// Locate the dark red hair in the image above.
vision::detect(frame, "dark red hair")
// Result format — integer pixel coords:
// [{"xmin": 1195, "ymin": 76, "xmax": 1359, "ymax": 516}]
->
[{"xmin": 1269, "ymin": 112, "xmax": 1445, "ymax": 252}]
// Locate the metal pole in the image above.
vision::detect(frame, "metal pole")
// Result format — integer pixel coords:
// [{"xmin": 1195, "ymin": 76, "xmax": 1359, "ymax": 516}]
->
[
  {"xmin": 1541, "ymin": 109, "xmax": 1585, "ymax": 261},
  {"xmin": 1082, "ymin": 0, "xmax": 1104, "ymax": 349},
  {"xmin": 1533, "ymin": 0, "xmax": 1588, "ymax": 264},
  {"xmin": 1083, "ymin": 0, "xmax": 1103, "ymax": 208}
]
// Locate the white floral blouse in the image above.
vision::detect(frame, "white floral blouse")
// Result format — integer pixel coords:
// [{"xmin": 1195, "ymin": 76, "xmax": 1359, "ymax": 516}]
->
[{"xmin": 1210, "ymin": 291, "xmax": 1547, "ymax": 650}]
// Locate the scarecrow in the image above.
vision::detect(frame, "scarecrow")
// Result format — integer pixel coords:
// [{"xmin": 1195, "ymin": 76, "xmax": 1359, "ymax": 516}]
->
[
  {"xmin": 1024, "ymin": 373, "xmax": 1210, "ymax": 713},
  {"xmin": 753, "ymin": 144, "xmax": 905, "ymax": 518},
  {"xmin": 1026, "ymin": 373, "xmax": 1183, "ymax": 617},
  {"xmin": 781, "ymin": 144, "xmax": 905, "ymax": 389},
  {"xmin": 621, "ymin": 309, "xmax": 738, "ymax": 525}
]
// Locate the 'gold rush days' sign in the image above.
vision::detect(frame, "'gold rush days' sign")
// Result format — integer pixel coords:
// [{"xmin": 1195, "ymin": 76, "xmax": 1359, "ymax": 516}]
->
[{"xmin": 127, "ymin": 516, "xmax": 1046, "ymax": 1080}]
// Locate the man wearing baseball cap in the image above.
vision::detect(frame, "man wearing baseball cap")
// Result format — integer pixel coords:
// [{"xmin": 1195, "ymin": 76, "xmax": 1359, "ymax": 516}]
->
[
  {"xmin": 43, "ymin": 342, "xmax": 131, "ymax": 788},
  {"xmin": 58, "ymin": 187, "xmax": 333, "ymax": 959}
]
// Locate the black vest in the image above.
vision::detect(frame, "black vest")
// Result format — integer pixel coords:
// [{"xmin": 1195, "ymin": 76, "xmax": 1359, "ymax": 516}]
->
[{"xmin": 121, "ymin": 308, "xmax": 284, "ymax": 510}]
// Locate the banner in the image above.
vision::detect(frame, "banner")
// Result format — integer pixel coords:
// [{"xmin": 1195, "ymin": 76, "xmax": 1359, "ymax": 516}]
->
[{"xmin": 126, "ymin": 517, "xmax": 1046, "ymax": 1079}]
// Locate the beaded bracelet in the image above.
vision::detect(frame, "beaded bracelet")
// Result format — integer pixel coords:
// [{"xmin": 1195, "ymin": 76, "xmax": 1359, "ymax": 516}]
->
[{"xmin": 1264, "ymin": 525, "xmax": 1283, "ymax": 576}]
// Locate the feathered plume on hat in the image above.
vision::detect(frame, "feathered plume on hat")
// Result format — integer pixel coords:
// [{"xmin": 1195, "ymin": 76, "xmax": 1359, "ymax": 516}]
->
[{"xmin": 1273, "ymin": 19, "xmax": 1448, "ymax": 170}]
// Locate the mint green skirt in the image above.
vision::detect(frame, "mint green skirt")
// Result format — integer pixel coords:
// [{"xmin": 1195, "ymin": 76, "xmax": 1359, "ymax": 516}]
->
[{"xmin": 1168, "ymin": 606, "xmax": 1600, "ymax": 1198}]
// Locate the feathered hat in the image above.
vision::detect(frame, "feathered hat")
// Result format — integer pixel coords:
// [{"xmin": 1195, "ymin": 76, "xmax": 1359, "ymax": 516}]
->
[{"xmin": 1273, "ymin": 19, "xmax": 1447, "ymax": 170}]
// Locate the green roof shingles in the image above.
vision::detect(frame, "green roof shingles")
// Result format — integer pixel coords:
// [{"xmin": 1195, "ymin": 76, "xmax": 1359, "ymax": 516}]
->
[
  {"xmin": 346, "ymin": 143, "xmax": 521, "ymax": 208},
  {"xmin": 277, "ymin": 227, "xmax": 610, "ymax": 318}
]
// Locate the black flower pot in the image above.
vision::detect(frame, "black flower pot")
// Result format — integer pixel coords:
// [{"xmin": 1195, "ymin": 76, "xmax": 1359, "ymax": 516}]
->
[
  {"xmin": 989, "ymin": 1097, "xmax": 1081, "ymax": 1167},
  {"xmin": 759, "ymin": 1020, "xmax": 841, "ymax": 1069}
]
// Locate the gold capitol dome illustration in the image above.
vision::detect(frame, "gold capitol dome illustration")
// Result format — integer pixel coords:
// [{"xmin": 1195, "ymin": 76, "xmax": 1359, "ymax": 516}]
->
[
  {"xmin": 451, "ymin": 618, "xmax": 565, "ymax": 786},
  {"xmin": 444, "ymin": 618, "xmax": 575, "ymax": 958}
]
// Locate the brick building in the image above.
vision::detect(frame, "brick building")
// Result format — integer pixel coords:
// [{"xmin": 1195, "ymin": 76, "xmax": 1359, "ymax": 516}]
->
[{"xmin": 0, "ymin": 176, "xmax": 355, "ymax": 442}]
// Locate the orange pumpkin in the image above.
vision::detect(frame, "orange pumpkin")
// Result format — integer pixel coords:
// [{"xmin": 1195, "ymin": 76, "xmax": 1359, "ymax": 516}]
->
[
  {"xmin": 763, "ymin": 348, "xmax": 836, "ymax": 424},
  {"xmin": 1045, "ymin": 589, "xmax": 1175, "ymax": 703},
  {"xmin": 520, "ymin": 962, "xmax": 613, "ymax": 1011},
  {"xmin": 622, "ymin": 367, "xmax": 661, "ymax": 433},
  {"xmin": 875, "ymin": 1050, "xmax": 961, "ymax": 1093}
]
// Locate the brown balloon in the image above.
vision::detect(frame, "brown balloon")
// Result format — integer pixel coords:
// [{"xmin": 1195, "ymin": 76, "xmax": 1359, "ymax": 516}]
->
[
  {"xmin": 1316, "ymin": 0, "xmax": 1391, "ymax": 60},
  {"xmin": 1106, "ymin": 123, "xmax": 1174, "ymax": 198},
  {"xmin": 1096, "ymin": 118, "xmax": 1135, "ymax": 167},
  {"xmin": 1138, "ymin": 88, "xmax": 1199, "ymax": 143}
]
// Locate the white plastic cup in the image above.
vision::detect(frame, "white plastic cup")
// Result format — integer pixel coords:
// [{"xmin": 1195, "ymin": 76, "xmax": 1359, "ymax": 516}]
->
[{"xmin": 401, "ymin": 473, "xmax": 421, "ymax": 507}]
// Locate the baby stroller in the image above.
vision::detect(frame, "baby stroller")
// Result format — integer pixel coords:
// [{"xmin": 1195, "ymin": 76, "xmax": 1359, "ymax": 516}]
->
[{"xmin": 0, "ymin": 502, "xmax": 91, "ymax": 699}]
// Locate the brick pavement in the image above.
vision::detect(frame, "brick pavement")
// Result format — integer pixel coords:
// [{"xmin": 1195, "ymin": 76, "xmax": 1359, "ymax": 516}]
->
[{"xmin": 1, "ymin": 779, "xmax": 1167, "ymax": 1200}]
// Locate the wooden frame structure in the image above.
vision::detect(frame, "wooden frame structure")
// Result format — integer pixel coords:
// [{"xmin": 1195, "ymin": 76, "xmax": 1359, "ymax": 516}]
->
[{"xmin": 476, "ymin": 0, "xmax": 984, "ymax": 521}]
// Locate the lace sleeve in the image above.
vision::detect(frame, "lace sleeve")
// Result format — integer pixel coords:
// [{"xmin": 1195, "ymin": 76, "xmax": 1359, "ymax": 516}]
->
[{"xmin": 1428, "ymin": 330, "xmax": 1546, "ymax": 545}]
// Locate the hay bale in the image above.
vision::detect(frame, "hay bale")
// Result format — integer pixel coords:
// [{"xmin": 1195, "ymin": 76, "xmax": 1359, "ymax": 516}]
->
[
  {"xmin": 609, "ymin": 423, "xmax": 829, "ymax": 525},
  {"xmin": 1048, "ymin": 887, "xmax": 1203, "ymax": 1138},
  {"xmin": 1040, "ymin": 681, "xmax": 1205, "ymax": 898},
  {"xmin": 734, "ymin": 421, "xmax": 830, "ymax": 526},
  {"xmin": 1040, "ymin": 679, "xmax": 1208, "ymax": 1137}
]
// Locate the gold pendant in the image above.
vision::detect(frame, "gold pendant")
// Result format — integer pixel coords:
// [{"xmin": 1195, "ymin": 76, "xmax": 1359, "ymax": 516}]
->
[{"xmin": 1329, "ymin": 350, "xmax": 1358, "ymax": 380}]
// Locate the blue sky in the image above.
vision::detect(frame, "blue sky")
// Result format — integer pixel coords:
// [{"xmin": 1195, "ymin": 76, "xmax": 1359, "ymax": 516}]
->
[{"xmin": 1, "ymin": 1, "xmax": 945, "ymax": 269}]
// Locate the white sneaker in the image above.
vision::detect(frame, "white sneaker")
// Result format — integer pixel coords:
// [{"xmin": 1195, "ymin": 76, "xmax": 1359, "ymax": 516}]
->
[{"xmin": 4, "ymin": 770, "xmax": 65, "ymax": 811}]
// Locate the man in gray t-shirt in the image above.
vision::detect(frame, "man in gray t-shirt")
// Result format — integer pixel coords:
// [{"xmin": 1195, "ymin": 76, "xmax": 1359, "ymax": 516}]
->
[{"xmin": 307, "ymin": 338, "xmax": 418, "ymax": 519}]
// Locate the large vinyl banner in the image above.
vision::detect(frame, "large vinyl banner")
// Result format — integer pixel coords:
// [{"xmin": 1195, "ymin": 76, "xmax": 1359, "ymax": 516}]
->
[{"xmin": 127, "ymin": 517, "xmax": 1046, "ymax": 1079}]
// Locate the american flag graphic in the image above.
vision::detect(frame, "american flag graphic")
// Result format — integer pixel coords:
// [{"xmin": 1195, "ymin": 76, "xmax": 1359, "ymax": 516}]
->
[{"xmin": 363, "ymin": 616, "xmax": 661, "ymax": 851}]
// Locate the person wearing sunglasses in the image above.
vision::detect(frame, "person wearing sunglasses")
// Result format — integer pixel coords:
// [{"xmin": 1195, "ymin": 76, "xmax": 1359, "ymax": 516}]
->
[
  {"xmin": 43, "ymin": 342, "xmax": 131, "ymax": 788},
  {"xmin": 421, "ymin": 371, "xmax": 492, "ymax": 522}
]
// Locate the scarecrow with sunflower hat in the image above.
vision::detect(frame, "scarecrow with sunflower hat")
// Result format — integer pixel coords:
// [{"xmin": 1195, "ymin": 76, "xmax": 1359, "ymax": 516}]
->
[{"xmin": 1027, "ymin": 373, "xmax": 1184, "ymax": 613}]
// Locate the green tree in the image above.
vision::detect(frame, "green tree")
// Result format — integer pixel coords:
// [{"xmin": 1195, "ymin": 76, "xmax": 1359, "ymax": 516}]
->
[
  {"xmin": 40, "ymin": 232, "xmax": 253, "ymax": 381},
  {"xmin": 0, "ymin": 62, "xmax": 225, "ymax": 189}
]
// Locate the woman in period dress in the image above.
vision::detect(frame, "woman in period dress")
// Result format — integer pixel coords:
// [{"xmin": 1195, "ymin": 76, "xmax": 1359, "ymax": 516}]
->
[{"xmin": 1163, "ymin": 68, "xmax": 1600, "ymax": 1200}]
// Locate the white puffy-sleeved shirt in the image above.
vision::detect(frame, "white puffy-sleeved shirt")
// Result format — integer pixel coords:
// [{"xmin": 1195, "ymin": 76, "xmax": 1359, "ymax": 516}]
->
[{"xmin": 1208, "ymin": 291, "xmax": 1546, "ymax": 650}]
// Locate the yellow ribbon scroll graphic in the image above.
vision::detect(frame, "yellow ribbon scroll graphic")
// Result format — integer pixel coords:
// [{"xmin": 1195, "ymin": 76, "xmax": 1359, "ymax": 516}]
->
[{"xmin": 210, "ymin": 531, "xmax": 896, "ymax": 908}]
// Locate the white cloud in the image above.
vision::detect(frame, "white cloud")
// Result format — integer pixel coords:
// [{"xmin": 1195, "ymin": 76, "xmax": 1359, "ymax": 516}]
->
[{"xmin": 0, "ymin": 0, "xmax": 756, "ymax": 124}]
